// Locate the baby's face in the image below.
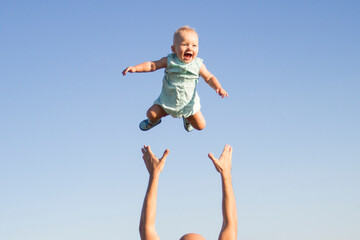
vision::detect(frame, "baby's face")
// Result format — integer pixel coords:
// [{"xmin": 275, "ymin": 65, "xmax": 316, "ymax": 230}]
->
[{"xmin": 172, "ymin": 30, "xmax": 199, "ymax": 63}]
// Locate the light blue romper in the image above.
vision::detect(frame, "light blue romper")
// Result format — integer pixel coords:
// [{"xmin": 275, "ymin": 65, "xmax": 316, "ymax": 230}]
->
[{"xmin": 154, "ymin": 53, "xmax": 203, "ymax": 118}]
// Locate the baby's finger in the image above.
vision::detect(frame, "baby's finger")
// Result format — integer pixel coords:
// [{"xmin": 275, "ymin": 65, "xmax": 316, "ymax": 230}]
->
[{"xmin": 123, "ymin": 67, "xmax": 133, "ymax": 75}]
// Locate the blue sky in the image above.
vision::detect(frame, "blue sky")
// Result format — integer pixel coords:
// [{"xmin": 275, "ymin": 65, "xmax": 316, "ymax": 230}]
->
[{"xmin": 1, "ymin": 1, "xmax": 359, "ymax": 239}]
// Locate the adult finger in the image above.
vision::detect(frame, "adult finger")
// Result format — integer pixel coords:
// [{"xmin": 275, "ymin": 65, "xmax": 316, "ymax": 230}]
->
[
  {"xmin": 221, "ymin": 145, "xmax": 229, "ymax": 156},
  {"xmin": 141, "ymin": 145, "xmax": 149, "ymax": 157},
  {"xmin": 144, "ymin": 145, "xmax": 153, "ymax": 157}
]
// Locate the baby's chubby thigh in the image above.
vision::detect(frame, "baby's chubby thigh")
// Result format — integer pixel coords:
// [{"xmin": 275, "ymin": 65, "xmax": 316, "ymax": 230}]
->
[
  {"xmin": 146, "ymin": 104, "xmax": 169, "ymax": 122},
  {"xmin": 186, "ymin": 110, "xmax": 206, "ymax": 130}
]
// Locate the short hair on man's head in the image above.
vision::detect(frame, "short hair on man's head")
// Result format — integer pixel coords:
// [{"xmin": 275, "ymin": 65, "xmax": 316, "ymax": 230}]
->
[
  {"xmin": 179, "ymin": 233, "xmax": 206, "ymax": 240},
  {"xmin": 173, "ymin": 25, "xmax": 198, "ymax": 43}
]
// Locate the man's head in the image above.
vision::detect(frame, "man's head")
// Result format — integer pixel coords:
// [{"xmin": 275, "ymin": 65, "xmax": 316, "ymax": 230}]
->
[
  {"xmin": 179, "ymin": 233, "xmax": 206, "ymax": 240},
  {"xmin": 171, "ymin": 26, "xmax": 199, "ymax": 63}
]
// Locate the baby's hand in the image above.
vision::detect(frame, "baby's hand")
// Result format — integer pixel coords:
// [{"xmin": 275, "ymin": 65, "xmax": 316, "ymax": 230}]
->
[
  {"xmin": 217, "ymin": 88, "xmax": 228, "ymax": 98},
  {"xmin": 122, "ymin": 66, "xmax": 136, "ymax": 76}
]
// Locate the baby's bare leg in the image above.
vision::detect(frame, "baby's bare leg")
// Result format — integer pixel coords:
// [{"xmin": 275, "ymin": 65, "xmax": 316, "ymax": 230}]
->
[
  {"xmin": 186, "ymin": 110, "xmax": 206, "ymax": 130},
  {"xmin": 146, "ymin": 104, "xmax": 168, "ymax": 122}
]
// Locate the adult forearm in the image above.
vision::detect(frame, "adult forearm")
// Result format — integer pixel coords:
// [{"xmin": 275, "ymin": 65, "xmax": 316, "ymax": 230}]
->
[
  {"xmin": 220, "ymin": 174, "xmax": 237, "ymax": 240},
  {"xmin": 222, "ymin": 175, "xmax": 237, "ymax": 224},
  {"xmin": 140, "ymin": 174, "xmax": 160, "ymax": 239}
]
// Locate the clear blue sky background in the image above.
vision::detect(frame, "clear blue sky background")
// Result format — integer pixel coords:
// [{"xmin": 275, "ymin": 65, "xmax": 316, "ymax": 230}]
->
[{"xmin": 1, "ymin": 1, "xmax": 359, "ymax": 240}]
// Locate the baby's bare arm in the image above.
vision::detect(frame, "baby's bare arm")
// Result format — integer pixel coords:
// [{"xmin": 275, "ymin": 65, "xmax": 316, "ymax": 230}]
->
[
  {"xmin": 199, "ymin": 64, "xmax": 228, "ymax": 98},
  {"xmin": 122, "ymin": 57, "xmax": 167, "ymax": 76}
]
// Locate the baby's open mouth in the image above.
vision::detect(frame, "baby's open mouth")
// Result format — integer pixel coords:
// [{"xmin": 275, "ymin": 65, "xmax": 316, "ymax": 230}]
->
[{"xmin": 184, "ymin": 53, "xmax": 193, "ymax": 60}]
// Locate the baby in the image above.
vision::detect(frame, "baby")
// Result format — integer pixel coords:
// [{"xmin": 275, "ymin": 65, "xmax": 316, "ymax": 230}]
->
[{"xmin": 122, "ymin": 26, "xmax": 228, "ymax": 132}]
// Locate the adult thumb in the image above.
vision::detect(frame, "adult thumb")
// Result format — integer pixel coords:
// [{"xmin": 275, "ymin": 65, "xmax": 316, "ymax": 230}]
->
[
  {"xmin": 208, "ymin": 153, "xmax": 217, "ymax": 163},
  {"xmin": 160, "ymin": 149, "xmax": 170, "ymax": 161}
]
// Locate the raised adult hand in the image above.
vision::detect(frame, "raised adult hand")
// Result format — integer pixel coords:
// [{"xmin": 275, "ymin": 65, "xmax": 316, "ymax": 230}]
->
[
  {"xmin": 142, "ymin": 145, "xmax": 170, "ymax": 176},
  {"xmin": 208, "ymin": 144, "xmax": 232, "ymax": 176}
]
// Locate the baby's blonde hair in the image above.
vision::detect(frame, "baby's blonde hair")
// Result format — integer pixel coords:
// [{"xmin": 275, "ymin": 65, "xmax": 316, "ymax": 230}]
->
[{"xmin": 173, "ymin": 26, "xmax": 198, "ymax": 43}]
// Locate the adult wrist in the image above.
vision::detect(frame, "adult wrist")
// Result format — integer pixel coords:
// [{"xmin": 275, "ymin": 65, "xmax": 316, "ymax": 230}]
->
[
  {"xmin": 221, "ymin": 173, "xmax": 232, "ymax": 182},
  {"xmin": 150, "ymin": 172, "xmax": 161, "ymax": 179}
]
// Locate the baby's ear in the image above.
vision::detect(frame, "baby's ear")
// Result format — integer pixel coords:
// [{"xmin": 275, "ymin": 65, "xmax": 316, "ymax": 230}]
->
[{"xmin": 171, "ymin": 45, "xmax": 175, "ymax": 53}]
